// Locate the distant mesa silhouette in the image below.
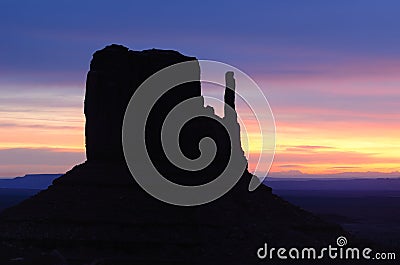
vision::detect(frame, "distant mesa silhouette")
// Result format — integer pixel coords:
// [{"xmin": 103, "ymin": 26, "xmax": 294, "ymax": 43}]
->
[{"xmin": 0, "ymin": 44, "xmax": 347, "ymax": 265}]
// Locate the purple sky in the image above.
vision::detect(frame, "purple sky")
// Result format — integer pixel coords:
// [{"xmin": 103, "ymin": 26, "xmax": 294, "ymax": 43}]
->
[{"xmin": 0, "ymin": 0, "xmax": 399, "ymax": 177}]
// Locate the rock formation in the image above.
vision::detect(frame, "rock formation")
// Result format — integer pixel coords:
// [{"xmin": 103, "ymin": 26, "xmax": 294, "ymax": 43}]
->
[
  {"xmin": 85, "ymin": 44, "xmax": 201, "ymax": 162},
  {"xmin": 0, "ymin": 45, "xmax": 349, "ymax": 265}
]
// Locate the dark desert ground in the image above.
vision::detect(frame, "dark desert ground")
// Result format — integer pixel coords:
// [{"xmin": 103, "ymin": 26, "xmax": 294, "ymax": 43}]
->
[{"xmin": 1, "ymin": 174, "xmax": 399, "ymax": 256}]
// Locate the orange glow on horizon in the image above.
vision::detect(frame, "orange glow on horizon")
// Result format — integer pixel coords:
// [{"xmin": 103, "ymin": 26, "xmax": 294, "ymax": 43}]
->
[
  {"xmin": 242, "ymin": 116, "xmax": 400, "ymax": 175},
  {"xmin": 1, "ymin": 69, "xmax": 399, "ymax": 178}
]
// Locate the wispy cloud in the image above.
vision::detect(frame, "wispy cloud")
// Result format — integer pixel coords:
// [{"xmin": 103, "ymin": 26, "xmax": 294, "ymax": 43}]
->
[
  {"xmin": 0, "ymin": 148, "xmax": 85, "ymax": 178},
  {"xmin": 0, "ymin": 122, "xmax": 81, "ymax": 130},
  {"xmin": 285, "ymin": 145, "xmax": 334, "ymax": 152},
  {"xmin": 0, "ymin": 0, "xmax": 399, "ymax": 177},
  {"xmin": 279, "ymin": 164, "xmax": 304, "ymax": 168}
]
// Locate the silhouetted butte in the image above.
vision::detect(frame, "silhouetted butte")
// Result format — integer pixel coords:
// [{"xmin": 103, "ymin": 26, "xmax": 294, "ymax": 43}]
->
[{"xmin": 0, "ymin": 44, "xmax": 348, "ymax": 265}]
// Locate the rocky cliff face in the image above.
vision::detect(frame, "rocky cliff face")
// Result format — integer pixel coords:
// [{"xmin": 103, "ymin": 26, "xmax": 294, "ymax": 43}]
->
[
  {"xmin": 85, "ymin": 44, "xmax": 201, "ymax": 162},
  {"xmin": 0, "ymin": 45, "xmax": 349, "ymax": 265},
  {"xmin": 85, "ymin": 44, "xmax": 245, "ymax": 186}
]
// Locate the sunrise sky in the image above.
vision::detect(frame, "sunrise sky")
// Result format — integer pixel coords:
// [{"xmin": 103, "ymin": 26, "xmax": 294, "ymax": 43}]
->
[{"xmin": 0, "ymin": 0, "xmax": 399, "ymax": 178}]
